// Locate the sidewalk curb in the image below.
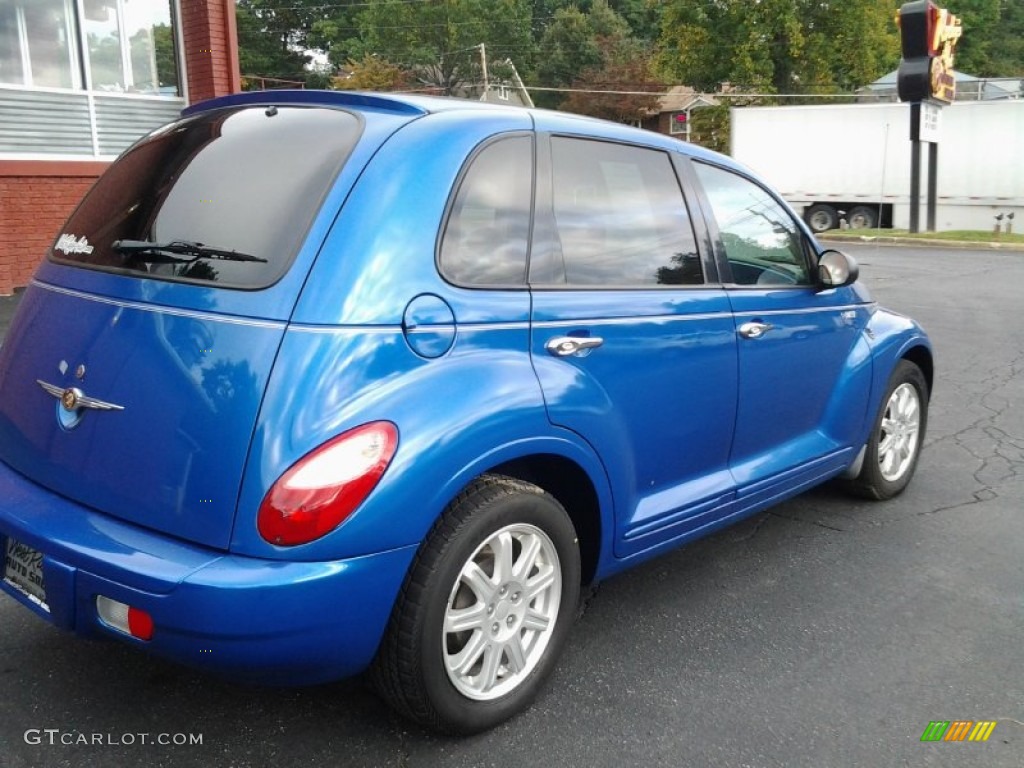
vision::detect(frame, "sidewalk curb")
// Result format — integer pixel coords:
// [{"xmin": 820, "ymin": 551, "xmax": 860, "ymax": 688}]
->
[{"xmin": 818, "ymin": 234, "xmax": 1024, "ymax": 252}]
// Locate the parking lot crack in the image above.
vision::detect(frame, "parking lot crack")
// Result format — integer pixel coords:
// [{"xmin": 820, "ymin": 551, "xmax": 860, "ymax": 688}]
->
[
  {"xmin": 925, "ymin": 349, "xmax": 1024, "ymax": 494},
  {"xmin": 768, "ymin": 511, "xmax": 845, "ymax": 532},
  {"xmin": 577, "ymin": 582, "xmax": 602, "ymax": 620},
  {"xmin": 920, "ymin": 487, "xmax": 999, "ymax": 516}
]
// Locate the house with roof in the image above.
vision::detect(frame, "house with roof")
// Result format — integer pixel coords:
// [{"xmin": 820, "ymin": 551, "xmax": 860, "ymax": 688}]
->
[
  {"xmin": 641, "ymin": 85, "xmax": 719, "ymax": 139},
  {"xmin": 857, "ymin": 70, "xmax": 1023, "ymax": 102}
]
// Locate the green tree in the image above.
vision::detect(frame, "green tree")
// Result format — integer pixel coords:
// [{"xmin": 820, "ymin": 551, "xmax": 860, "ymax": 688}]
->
[
  {"xmin": 952, "ymin": 0, "xmax": 1024, "ymax": 76},
  {"xmin": 802, "ymin": 1, "xmax": 900, "ymax": 92},
  {"xmin": 534, "ymin": 0, "xmax": 640, "ymax": 109},
  {"xmin": 536, "ymin": 1, "xmax": 662, "ymax": 42},
  {"xmin": 307, "ymin": 1, "xmax": 379, "ymax": 71},
  {"xmin": 321, "ymin": 0, "xmax": 535, "ymax": 96},
  {"xmin": 561, "ymin": 37, "xmax": 661, "ymax": 123},
  {"xmin": 236, "ymin": 0, "xmax": 318, "ymax": 86},
  {"xmin": 535, "ymin": 7, "xmax": 603, "ymax": 106},
  {"xmin": 988, "ymin": 0, "xmax": 1024, "ymax": 76},
  {"xmin": 687, "ymin": 103, "xmax": 730, "ymax": 154},
  {"xmin": 336, "ymin": 54, "xmax": 411, "ymax": 91},
  {"xmin": 605, "ymin": 0, "xmax": 664, "ymax": 43},
  {"xmin": 655, "ymin": 0, "xmax": 899, "ymax": 94},
  {"xmin": 950, "ymin": 0, "xmax": 1000, "ymax": 75},
  {"xmin": 152, "ymin": 24, "xmax": 178, "ymax": 91},
  {"xmin": 530, "ymin": 0, "xmax": 569, "ymax": 40}
]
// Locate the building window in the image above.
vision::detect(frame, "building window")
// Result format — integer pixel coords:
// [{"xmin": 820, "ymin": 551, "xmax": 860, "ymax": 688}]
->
[
  {"xmin": 0, "ymin": 0, "xmax": 179, "ymax": 95},
  {"xmin": 0, "ymin": 0, "xmax": 79, "ymax": 88},
  {"xmin": 669, "ymin": 111, "xmax": 688, "ymax": 136},
  {"xmin": 84, "ymin": 0, "xmax": 178, "ymax": 94}
]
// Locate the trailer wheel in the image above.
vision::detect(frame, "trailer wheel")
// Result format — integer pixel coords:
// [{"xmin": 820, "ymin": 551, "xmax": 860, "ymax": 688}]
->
[
  {"xmin": 847, "ymin": 206, "xmax": 879, "ymax": 230},
  {"xmin": 806, "ymin": 204, "xmax": 839, "ymax": 233}
]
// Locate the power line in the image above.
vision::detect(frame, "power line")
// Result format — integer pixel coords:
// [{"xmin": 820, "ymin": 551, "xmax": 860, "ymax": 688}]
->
[
  {"xmin": 242, "ymin": 1, "xmax": 442, "ymax": 10},
  {"xmin": 246, "ymin": 72, "xmax": 874, "ymax": 101},
  {"xmin": 488, "ymin": 85, "xmax": 869, "ymax": 99}
]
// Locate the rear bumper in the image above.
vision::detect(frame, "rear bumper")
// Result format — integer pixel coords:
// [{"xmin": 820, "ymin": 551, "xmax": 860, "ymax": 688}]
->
[{"xmin": 0, "ymin": 460, "xmax": 415, "ymax": 685}]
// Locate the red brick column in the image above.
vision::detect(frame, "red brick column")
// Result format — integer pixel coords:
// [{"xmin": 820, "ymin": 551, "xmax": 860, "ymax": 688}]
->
[
  {"xmin": 0, "ymin": 162, "xmax": 108, "ymax": 295},
  {"xmin": 180, "ymin": 0, "xmax": 242, "ymax": 105}
]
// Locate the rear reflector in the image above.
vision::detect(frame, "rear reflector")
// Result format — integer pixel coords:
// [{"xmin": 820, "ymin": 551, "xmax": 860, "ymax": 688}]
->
[{"xmin": 96, "ymin": 596, "xmax": 154, "ymax": 641}]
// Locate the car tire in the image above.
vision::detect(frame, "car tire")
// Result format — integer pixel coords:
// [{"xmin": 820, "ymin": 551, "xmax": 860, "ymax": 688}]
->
[
  {"xmin": 370, "ymin": 474, "xmax": 581, "ymax": 734},
  {"xmin": 847, "ymin": 205, "xmax": 879, "ymax": 230},
  {"xmin": 848, "ymin": 360, "xmax": 929, "ymax": 500},
  {"xmin": 806, "ymin": 204, "xmax": 839, "ymax": 233}
]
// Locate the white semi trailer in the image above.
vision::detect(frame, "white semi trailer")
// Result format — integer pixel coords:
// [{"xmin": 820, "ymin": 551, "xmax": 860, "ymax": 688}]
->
[{"xmin": 730, "ymin": 100, "xmax": 1024, "ymax": 233}]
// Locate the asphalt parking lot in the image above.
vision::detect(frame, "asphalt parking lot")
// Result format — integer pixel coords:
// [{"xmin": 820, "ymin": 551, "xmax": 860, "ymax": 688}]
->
[{"xmin": 1, "ymin": 244, "xmax": 1021, "ymax": 767}]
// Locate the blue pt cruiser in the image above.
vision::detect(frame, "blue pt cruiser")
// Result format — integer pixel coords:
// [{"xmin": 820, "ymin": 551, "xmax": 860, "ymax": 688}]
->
[{"xmin": 0, "ymin": 91, "xmax": 932, "ymax": 733}]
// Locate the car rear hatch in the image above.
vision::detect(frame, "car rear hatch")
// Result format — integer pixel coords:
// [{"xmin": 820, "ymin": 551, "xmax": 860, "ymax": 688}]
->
[{"xmin": 0, "ymin": 98, "xmax": 417, "ymax": 550}]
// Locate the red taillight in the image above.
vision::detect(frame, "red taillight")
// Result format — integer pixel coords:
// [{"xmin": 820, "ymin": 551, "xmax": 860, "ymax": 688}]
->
[{"xmin": 257, "ymin": 421, "xmax": 398, "ymax": 546}]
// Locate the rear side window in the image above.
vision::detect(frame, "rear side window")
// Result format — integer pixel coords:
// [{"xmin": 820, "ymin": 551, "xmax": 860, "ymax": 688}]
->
[
  {"xmin": 50, "ymin": 106, "xmax": 362, "ymax": 288},
  {"xmin": 544, "ymin": 137, "xmax": 702, "ymax": 287},
  {"xmin": 439, "ymin": 135, "xmax": 533, "ymax": 286}
]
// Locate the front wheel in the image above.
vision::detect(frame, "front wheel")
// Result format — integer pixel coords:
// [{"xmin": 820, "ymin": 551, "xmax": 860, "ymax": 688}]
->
[
  {"xmin": 370, "ymin": 474, "xmax": 581, "ymax": 734},
  {"xmin": 848, "ymin": 360, "xmax": 929, "ymax": 500}
]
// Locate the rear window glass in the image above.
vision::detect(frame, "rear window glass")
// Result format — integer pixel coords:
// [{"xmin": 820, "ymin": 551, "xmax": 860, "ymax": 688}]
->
[{"xmin": 49, "ymin": 105, "xmax": 362, "ymax": 289}]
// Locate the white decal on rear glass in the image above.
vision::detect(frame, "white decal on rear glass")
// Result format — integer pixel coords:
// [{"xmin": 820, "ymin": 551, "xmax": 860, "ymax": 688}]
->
[{"xmin": 55, "ymin": 234, "xmax": 94, "ymax": 256}]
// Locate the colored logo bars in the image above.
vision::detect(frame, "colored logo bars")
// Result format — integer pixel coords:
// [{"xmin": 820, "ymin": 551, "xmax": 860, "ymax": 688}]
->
[{"xmin": 921, "ymin": 720, "xmax": 997, "ymax": 742}]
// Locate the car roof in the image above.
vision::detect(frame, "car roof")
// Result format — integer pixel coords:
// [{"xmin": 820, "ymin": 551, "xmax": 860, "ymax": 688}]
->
[
  {"xmin": 184, "ymin": 89, "xmax": 523, "ymax": 118},
  {"xmin": 184, "ymin": 89, "xmax": 742, "ymax": 170}
]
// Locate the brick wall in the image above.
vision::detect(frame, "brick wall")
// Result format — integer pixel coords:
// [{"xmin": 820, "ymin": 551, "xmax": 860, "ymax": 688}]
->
[
  {"xmin": 0, "ymin": 164, "xmax": 106, "ymax": 295},
  {"xmin": 1, "ymin": 1, "xmax": 241, "ymax": 295},
  {"xmin": 181, "ymin": 0, "xmax": 242, "ymax": 104}
]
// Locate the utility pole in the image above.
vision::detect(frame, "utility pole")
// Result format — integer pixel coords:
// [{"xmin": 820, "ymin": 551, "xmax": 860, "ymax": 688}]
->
[{"xmin": 479, "ymin": 43, "xmax": 489, "ymax": 98}]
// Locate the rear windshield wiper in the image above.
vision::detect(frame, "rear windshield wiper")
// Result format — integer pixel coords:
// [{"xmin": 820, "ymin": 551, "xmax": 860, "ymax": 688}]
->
[{"xmin": 112, "ymin": 239, "xmax": 268, "ymax": 263}]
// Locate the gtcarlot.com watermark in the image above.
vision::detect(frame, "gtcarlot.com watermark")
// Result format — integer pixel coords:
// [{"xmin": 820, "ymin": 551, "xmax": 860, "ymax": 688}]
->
[{"xmin": 24, "ymin": 729, "xmax": 203, "ymax": 747}]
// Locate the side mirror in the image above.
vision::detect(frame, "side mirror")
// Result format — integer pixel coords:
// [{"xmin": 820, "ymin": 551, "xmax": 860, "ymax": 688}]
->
[{"xmin": 817, "ymin": 249, "xmax": 859, "ymax": 288}]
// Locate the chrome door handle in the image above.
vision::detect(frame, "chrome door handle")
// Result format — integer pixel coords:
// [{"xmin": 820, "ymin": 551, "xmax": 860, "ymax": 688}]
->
[
  {"xmin": 545, "ymin": 336, "xmax": 604, "ymax": 357},
  {"xmin": 738, "ymin": 321, "xmax": 774, "ymax": 340}
]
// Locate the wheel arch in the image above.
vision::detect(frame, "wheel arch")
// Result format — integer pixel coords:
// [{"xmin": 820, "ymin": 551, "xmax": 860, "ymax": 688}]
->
[
  {"xmin": 857, "ymin": 309, "xmax": 934, "ymax": 451},
  {"xmin": 901, "ymin": 343, "xmax": 934, "ymax": 399},
  {"xmin": 487, "ymin": 454, "xmax": 604, "ymax": 586},
  {"xmin": 421, "ymin": 435, "xmax": 614, "ymax": 588}
]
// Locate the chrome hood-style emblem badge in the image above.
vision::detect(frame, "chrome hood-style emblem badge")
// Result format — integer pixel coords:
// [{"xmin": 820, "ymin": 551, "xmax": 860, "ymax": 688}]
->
[
  {"xmin": 37, "ymin": 380, "xmax": 125, "ymax": 412},
  {"xmin": 37, "ymin": 380, "xmax": 124, "ymax": 429}
]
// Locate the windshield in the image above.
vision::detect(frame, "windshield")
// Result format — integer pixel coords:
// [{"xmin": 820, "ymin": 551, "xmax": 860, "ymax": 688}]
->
[{"xmin": 49, "ymin": 105, "xmax": 362, "ymax": 288}]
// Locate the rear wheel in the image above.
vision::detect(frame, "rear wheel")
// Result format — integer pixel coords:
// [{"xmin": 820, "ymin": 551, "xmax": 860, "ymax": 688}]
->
[
  {"xmin": 370, "ymin": 474, "xmax": 581, "ymax": 734},
  {"xmin": 848, "ymin": 361, "xmax": 928, "ymax": 500},
  {"xmin": 847, "ymin": 205, "xmax": 879, "ymax": 230},
  {"xmin": 806, "ymin": 204, "xmax": 839, "ymax": 233}
]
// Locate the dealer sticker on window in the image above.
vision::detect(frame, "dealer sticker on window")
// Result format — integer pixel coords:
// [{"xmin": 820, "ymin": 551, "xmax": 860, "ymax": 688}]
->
[{"xmin": 3, "ymin": 537, "xmax": 48, "ymax": 610}]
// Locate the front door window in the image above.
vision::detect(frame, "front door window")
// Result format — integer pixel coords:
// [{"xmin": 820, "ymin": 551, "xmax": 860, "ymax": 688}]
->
[{"xmin": 693, "ymin": 162, "xmax": 810, "ymax": 287}]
